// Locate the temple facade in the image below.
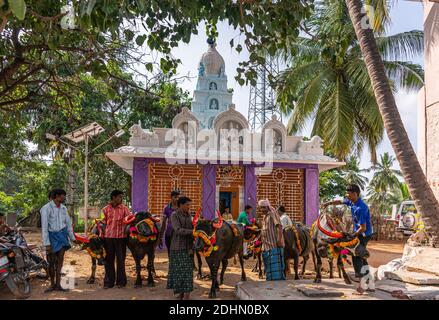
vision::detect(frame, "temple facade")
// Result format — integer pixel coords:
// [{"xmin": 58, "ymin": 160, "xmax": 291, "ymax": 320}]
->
[{"xmin": 106, "ymin": 40, "xmax": 344, "ymax": 224}]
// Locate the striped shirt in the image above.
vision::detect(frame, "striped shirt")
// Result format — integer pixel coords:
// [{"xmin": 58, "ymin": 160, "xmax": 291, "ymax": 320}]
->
[
  {"xmin": 261, "ymin": 210, "xmax": 284, "ymax": 251},
  {"xmin": 102, "ymin": 204, "xmax": 133, "ymax": 238}
]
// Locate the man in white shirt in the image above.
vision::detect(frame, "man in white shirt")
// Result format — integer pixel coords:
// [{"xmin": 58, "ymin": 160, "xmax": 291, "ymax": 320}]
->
[
  {"xmin": 40, "ymin": 189, "xmax": 75, "ymax": 292},
  {"xmin": 278, "ymin": 206, "xmax": 293, "ymax": 229}
]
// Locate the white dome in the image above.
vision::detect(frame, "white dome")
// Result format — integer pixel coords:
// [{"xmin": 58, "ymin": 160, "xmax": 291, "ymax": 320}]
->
[{"xmin": 199, "ymin": 41, "xmax": 225, "ymax": 76}]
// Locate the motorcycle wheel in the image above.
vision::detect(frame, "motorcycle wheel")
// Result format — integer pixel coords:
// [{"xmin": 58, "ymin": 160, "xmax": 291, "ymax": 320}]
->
[{"xmin": 5, "ymin": 272, "xmax": 31, "ymax": 299}]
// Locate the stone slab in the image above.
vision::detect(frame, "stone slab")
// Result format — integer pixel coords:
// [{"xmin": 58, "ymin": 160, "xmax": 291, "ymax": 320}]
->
[
  {"xmin": 295, "ymin": 285, "xmax": 344, "ymax": 297},
  {"xmin": 401, "ymin": 246, "xmax": 439, "ymax": 276},
  {"xmin": 235, "ymin": 279, "xmax": 398, "ymax": 300},
  {"xmin": 385, "ymin": 270, "xmax": 439, "ymax": 285},
  {"xmin": 375, "ymin": 278, "xmax": 439, "ymax": 300}
]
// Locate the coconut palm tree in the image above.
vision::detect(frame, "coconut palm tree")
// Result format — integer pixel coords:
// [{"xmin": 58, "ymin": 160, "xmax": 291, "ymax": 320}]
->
[
  {"xmin": 368, "ymin": 152, "xmax": 401, "ymax": 191},
  {"xmin": 345, "ymin": 0, "xmax": 439, "ymax": 245},
  {"xmin": 277, "ymin": 0, "xmax": 423, "ymax": 163},
  {"xmin": 343, "ymin": 156, "xmax": 369, "ymax": 190}
]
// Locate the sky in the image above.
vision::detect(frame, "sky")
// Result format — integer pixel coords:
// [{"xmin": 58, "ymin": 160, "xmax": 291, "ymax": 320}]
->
[{"xmin": 167, "ymin": 0, "xmax": 425, "ymax": 176}]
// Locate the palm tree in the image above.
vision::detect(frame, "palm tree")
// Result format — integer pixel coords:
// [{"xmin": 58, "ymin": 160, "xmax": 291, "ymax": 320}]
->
[
  {"xmin": 367, "ymin": 180, "xmax": 400, "ymax": 240},
  {"xmin": 368, "ymin": 152, "xmax": 401, "ymax": 191},
  {"xmin": 343, "ymin": 156, "xmax": 369, "ymax": 190},
  {"xmin": 345, "ymin": 0, "xmax": 439, "ymax": 245},
  {"xmin": 277, "ymin": 0, "xmax": 423, "ymax": 163}
]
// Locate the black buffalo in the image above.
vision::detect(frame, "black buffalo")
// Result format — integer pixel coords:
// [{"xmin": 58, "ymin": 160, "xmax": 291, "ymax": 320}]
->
[
  {"xmin": 243, "ymin": 224, "xmax": 263, "ymax": 279},
  {"xmin": 125, "ymin": 211, "xmax": 161, "ymax": 288},
  {"xmin": 74, "ymin": 220, "xmax": 106, "ymax": 284},
  {"xmin": 311, "ymin": 208, "xmax": 368, "ymax": 284},
  {"xmin": 193, "ymin": 212, "xmax": 246, "ymax": 298},
  {"xmin": 283, "ymin": 223, "xmax": 314, "ymax": 280}
]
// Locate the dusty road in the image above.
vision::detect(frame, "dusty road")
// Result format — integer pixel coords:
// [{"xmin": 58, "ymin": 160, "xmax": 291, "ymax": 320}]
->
[{"xmin": 0, "ymin": 232, "xmax": 404, "ymax": 300}]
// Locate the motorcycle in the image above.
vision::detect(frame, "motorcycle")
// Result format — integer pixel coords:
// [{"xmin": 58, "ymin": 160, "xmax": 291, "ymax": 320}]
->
[
  {"xmin": 0, "ymin": 242, "xmax": 31, "ymax": 299},
  {"xmin": 0, "ymin": 224, "xmax": 49, "ymax": 299},
  {"xmin": 0, "ymin": 225, "xmax": 49, "ymax": 279}
]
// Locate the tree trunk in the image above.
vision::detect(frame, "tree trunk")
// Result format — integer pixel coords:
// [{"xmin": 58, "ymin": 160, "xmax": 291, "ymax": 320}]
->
[{"xmin": 345, "ymin": 0, "xmax": 439, "ymax": 246}]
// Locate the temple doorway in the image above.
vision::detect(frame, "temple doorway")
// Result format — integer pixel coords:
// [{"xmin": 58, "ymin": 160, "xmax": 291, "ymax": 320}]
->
[{"xmin": 219, "ymin": 187, "xmax": 239, "ymax": 219}]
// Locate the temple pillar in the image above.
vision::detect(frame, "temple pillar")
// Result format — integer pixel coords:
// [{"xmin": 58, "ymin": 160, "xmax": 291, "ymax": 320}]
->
[
  {"xmin": 244, "ymin": 165, "xmax": 257, "ymax": 218},
  {"xmin": 305, "ymin": 166, "xmax": 319, "ymax": 225},
  {"xmin": 202, "ymin": 164, "xmax": 217, "ymax": 219},
  {"xmin": 132, "ymin": 158, "xmax": 149, "ymax": 213}
]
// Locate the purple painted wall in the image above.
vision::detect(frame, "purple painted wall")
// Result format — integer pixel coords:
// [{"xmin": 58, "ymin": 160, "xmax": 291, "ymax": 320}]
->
[
  {"xmin": 244, "ymin": 165, "xmax": 257, "ymax": 218},
  {"xmin": 305, "ymin": 167, "xmax": 320, "ymax": 225},
  {"xmin": 132, "ymin": 158, "xmax": 149, "ymax": 213},
  {"xmin": 202, "ymin": 164, "xmax": 216, "ymax": 220}
]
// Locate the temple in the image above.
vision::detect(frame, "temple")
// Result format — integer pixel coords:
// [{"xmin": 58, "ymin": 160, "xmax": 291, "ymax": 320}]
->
[{"xmin": 106, "ymin": 40, "xmax": 345, "ymax": 224}]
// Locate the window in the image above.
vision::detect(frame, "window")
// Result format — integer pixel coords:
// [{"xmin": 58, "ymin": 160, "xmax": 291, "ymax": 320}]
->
[
  {"xmin": 209, "ymin": 82, "xmax": 217, "ymax": 90},
  {"xmin": 209, "ymin": 98, "xmax": 219, "ymax": 110},
  {"xmin": 274, "ymin": 130, "xmax": 283, "ymax": 152}
]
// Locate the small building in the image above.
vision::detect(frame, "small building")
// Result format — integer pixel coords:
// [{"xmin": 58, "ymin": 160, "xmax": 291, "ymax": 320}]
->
[{"xmin": 106, "ymin": 40, "xmax": 344, "ymax": 224}]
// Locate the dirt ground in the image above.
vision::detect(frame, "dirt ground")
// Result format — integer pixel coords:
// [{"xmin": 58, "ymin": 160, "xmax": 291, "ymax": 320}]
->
[{"xmin": 0, "ymin": 232, "xmax": 405, "ymax": 300}]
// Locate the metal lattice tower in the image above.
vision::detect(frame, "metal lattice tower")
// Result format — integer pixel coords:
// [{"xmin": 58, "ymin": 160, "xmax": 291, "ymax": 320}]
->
[{"xmin": 248, "ymin": 56, "xmax": 282, "ymax": 131}]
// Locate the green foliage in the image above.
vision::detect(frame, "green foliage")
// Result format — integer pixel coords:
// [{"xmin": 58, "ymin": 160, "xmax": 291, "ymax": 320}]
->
[
  {"xmin": 9, "ymin": 0, "xmax": 26, "ymax": 21},
  {"xmin": 368, "ymin": 152, "xmax": 402, "ymax": 192},
  {"xmin": 0, "ymin": 160, "xmax": 66, "ymax": 216},
  {"xmin": 0, "ymin": 70, "xmax": 190, "ymax": 215},
  {"xmin": 276, "ymin": 0, "xmax": 423, "ymax": 162},
  {"xmin": 366, "ymin": 152, "xmax": 404, "ymax": 216},
  {"xmin": 1, "ymin": 0, "xmax": 313, "ymax": 114},
  {"xmin": 319, "ymin": 169, "xmax": 347, "ymax": 202},
  {"xmin": 343, "ymin": 156, "xmax": 369, "ymax": 191}
]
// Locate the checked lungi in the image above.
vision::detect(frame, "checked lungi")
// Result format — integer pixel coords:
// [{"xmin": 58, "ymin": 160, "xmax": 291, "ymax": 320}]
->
[
  {"xmin": 167, "ymin": 249, "xmax": 194, "ymax": 294},
  {"xmin": 262, "ymin": 247, "xmax": 286, "ymax": 281}
]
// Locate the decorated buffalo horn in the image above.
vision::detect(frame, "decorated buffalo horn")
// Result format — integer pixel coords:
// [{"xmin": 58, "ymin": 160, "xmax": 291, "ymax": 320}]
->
[
  {"xmin": 192, "ymin": 208, "xmax": 201, "ymax": 226},
  {"xmin": 74, "ymin": 232, "xmax": 89, "ymax": 244},
  {"xmin": 212, "ymin": 210, "xmax": 223, "ymax": 229}
]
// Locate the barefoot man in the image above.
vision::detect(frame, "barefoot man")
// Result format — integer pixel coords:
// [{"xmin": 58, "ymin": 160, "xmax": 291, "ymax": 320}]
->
[
  {"xmin": 259, "ymin": 199, "xmax": 285, "ymax": 281},
  {"xmin": 41, "ymin": 189, "xmax": 75, "ymax": 292}
]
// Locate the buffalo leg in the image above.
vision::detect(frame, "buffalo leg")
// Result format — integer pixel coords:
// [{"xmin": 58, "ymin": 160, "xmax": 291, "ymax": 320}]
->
[
  {"xmin": 337, "ymin": 255, "xmax": 351, "ymax": 285},
  {"xmin": 284, "ymin": 257, "xmax": 291, "ymax": 276},
  {"xmin": 146, "ymin": 249, "xmax": 155, "ymax": 287},
  {"xmin": 301, "ymin": 255, "xmax": 309, "ymax": 276},
  {"xmin": 219, "ymin": 259, "xmax": 228, "ymax": 286},
  {"xmin": 208, "ymin": 260, "xmax": 220, "ymax": 299},
  {"xmin": 314, "ymin": 247, "xmax": 322, "ymax": 283},
  {"xmin": 257, "ymin": 254, "xmax": 263, "ymax": 279},
  {"xmin": 328, "ymin": 257, "xmax": 334, "ymax": 279},
  {"xmin": 252, "ymin": 259, "xmax": 258, "ymax": 273},
  {"xmin": 87, "ymin": 257, "xmax": 97, "ymax": 284},
  {"xmin": 311, "ymin": 251, "xmax": 317, "ymax": 272},
  {"xmin": 134, "ymin": 256, "xmax": 143, "ymax": 288},
  {"xmin": 196, "ymin": 251, "xmax": 203, "ymax": 280},
  {"xmin": 292, "ymin": 251, "xmax": 300, "ymax": 280},
  {"xmin": 239, "ymin": 253, "xmax": 247, "ymax": 281}
]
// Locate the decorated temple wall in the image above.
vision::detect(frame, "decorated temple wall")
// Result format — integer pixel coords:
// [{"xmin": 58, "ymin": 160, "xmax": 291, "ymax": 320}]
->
[
  {"xmin": 148, "ymin": 163, "xmax": 203, "ymax": 215},
  {"xmin": 256, "ymin": 167, "xmax": 305, "ymax": 223}
]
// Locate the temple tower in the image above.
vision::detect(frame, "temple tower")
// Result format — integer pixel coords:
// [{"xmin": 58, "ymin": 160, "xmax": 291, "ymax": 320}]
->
[{"xmin": 191, "ymin": 38, "xmax": 233, "ymax": 129}]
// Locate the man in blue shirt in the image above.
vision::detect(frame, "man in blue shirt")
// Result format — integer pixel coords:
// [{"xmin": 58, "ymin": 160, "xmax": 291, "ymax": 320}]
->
[{"xmin": 322, "ymin": 184, "xmax": 373, "ymax": 294}]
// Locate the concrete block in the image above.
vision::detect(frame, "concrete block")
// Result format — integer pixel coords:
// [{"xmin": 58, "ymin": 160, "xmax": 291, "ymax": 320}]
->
[
  {"xmin": 295, "ymin": 285, "xmax": 344, "ymax": 298},
  {"xmin": 385, "ymin": 270, "xmax": 439, "ymax": 285}
]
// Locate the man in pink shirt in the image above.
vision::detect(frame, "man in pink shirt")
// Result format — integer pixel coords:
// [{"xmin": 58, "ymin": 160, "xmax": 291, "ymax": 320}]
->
[{"xmin": 102, "ymin": 190, "xmax": 133, "ymax": 289}]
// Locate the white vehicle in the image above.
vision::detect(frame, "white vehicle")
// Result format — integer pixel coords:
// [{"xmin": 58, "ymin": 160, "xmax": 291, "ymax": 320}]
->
[{"xmin": 395, "ymin": 201, "xmax": 424, "ymax": 236}]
